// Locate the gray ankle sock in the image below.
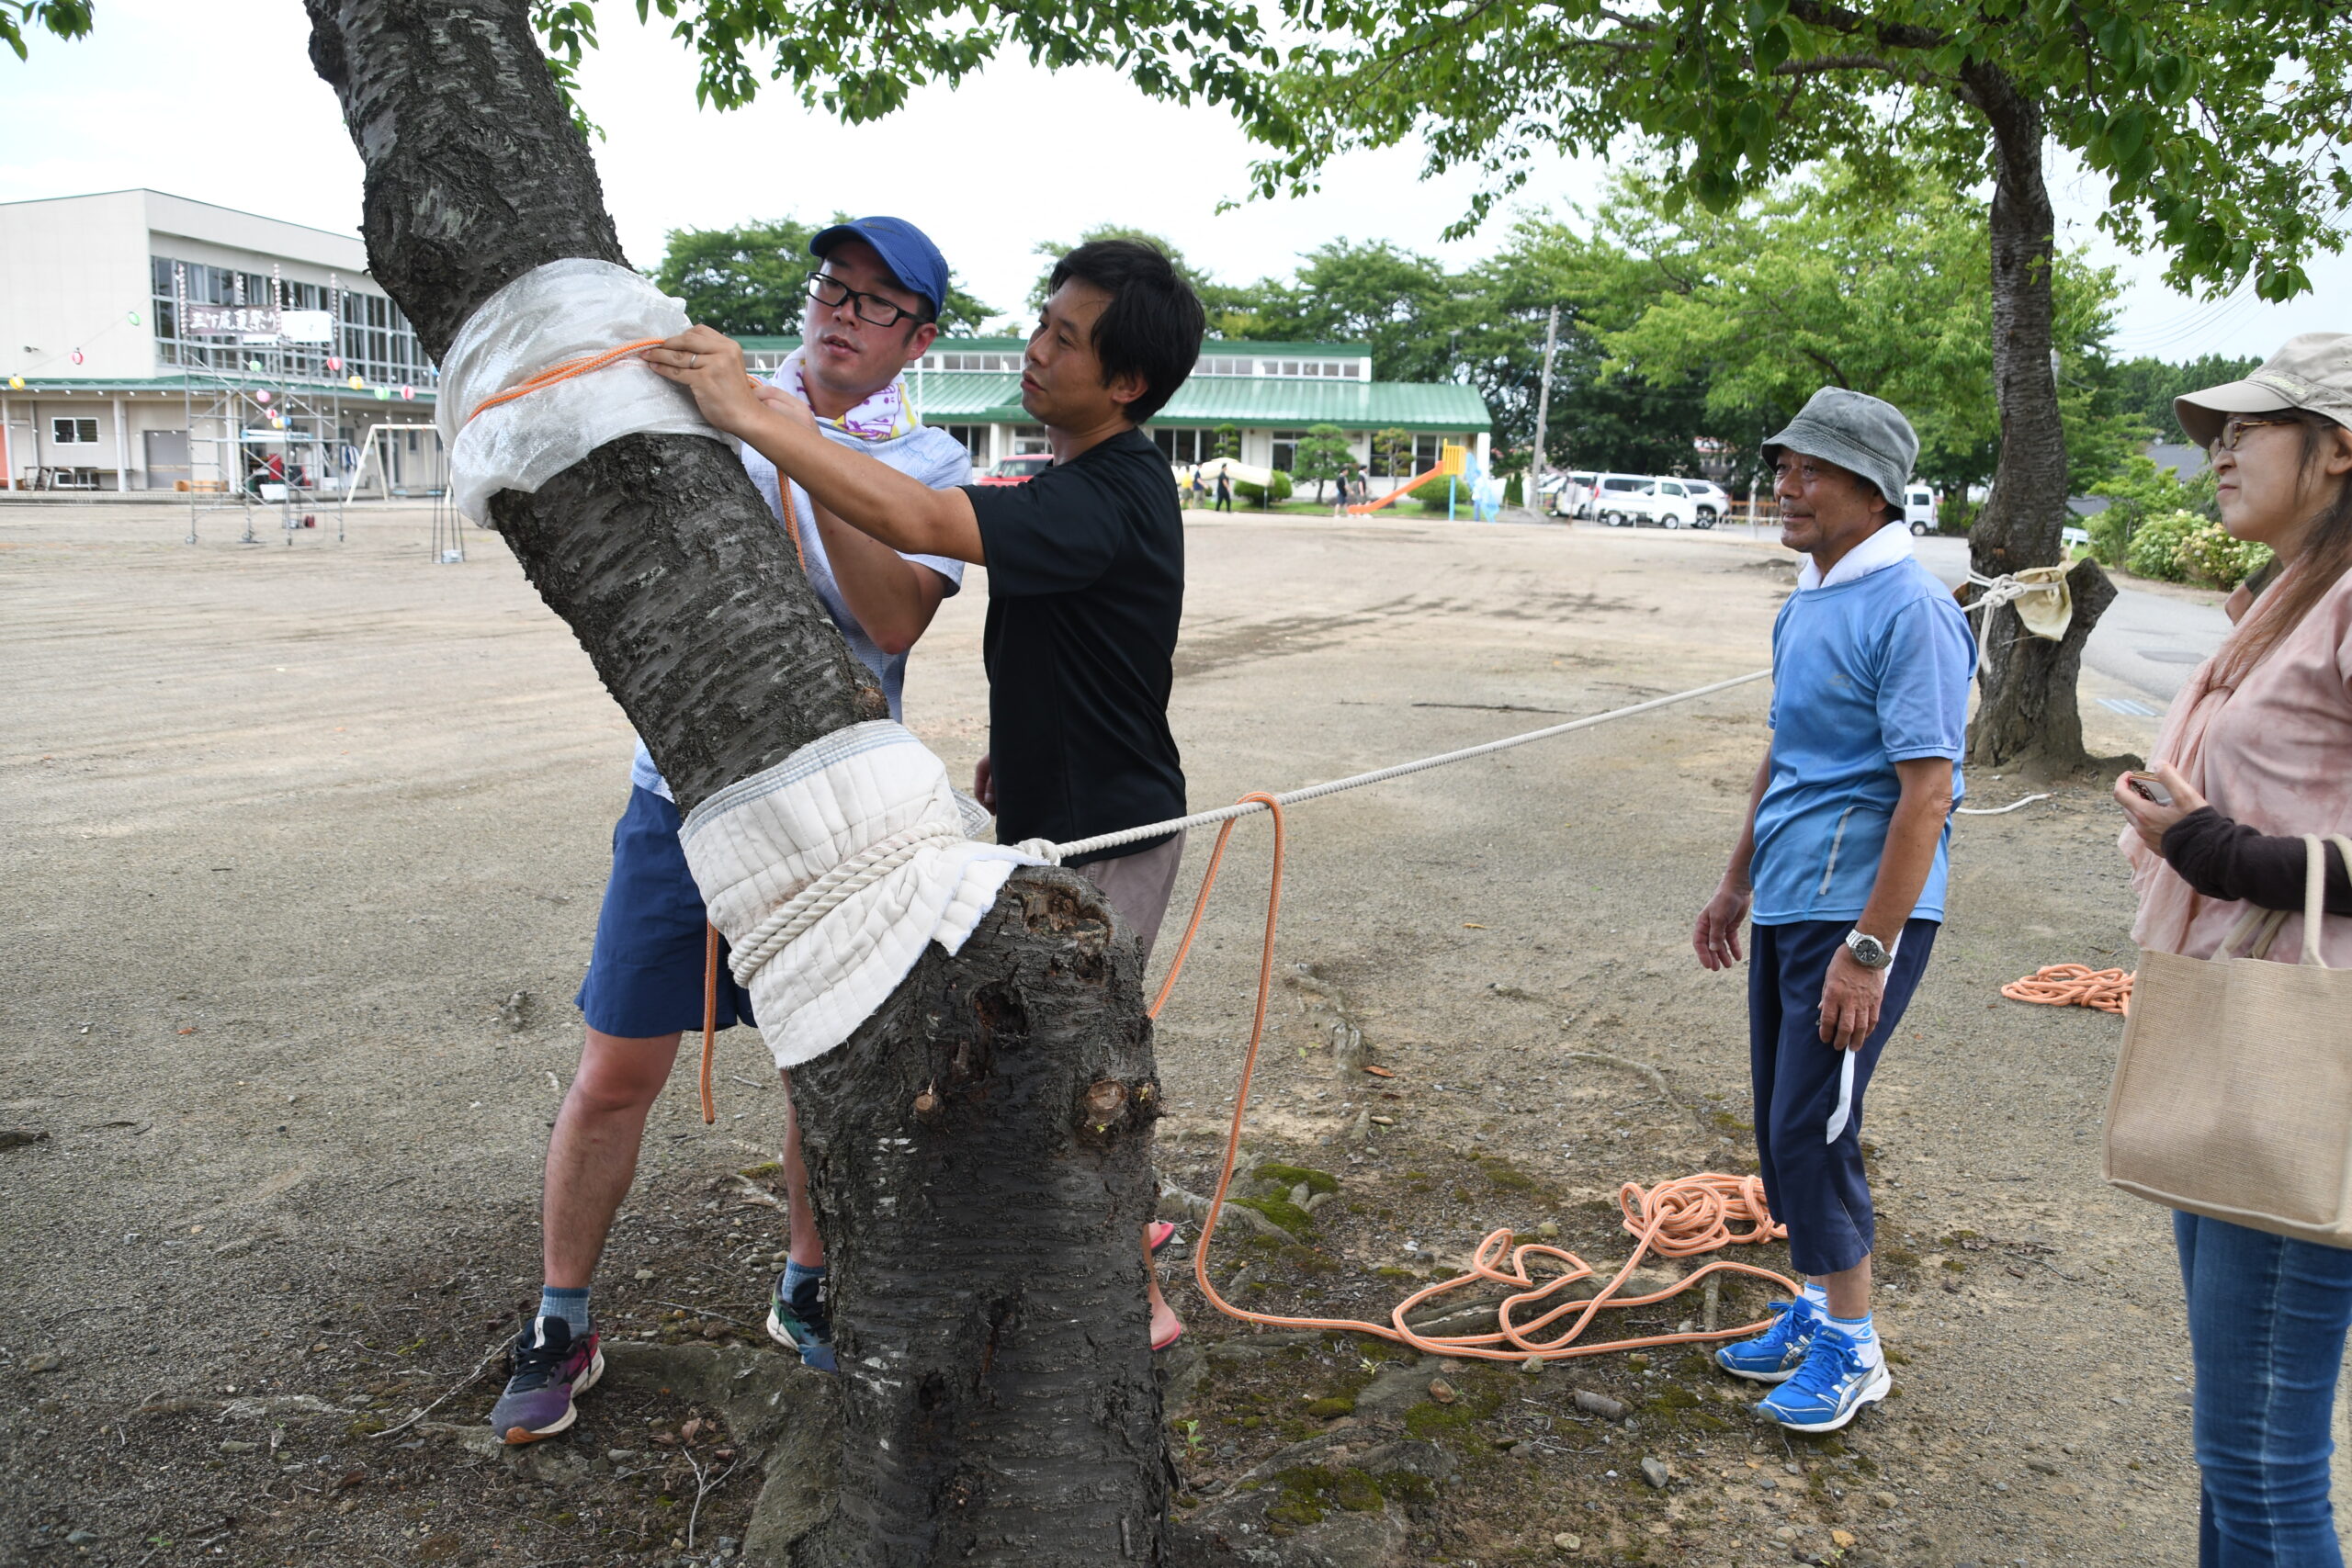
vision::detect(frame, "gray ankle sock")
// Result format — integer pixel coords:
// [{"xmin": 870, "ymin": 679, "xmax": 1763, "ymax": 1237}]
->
[{"xmin": 537, "ymin": 1285, "xmax": 591, "ymax": 1337}]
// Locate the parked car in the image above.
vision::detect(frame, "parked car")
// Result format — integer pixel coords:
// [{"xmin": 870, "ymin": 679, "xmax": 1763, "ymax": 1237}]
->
[
  {"xmin": 1902, "ymin": 484, "xmax": 1938, "ymax": 535},
  {"xmin": 1595, "ymin": 475, "xmax": 1710, "ymax": 529},
  {"xmin": 1680, "ymin": 479, "xmax": 1732, "ymax": 524},
  {"xmin": 1590, "ymin": 473, "xmax": 1656, "ymax": 525},
  {"xmin": 977, "ymin": 454, "xmax": 1053, "ymax": 486}
]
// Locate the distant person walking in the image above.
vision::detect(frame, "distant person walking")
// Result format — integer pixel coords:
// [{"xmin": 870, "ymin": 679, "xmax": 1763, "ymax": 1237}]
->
[
  {"xmin": 1693, "ymin": 388, "xmax": 1974, "ymax": 1434},
  {"xmin": 1214, "ymin": 468, "xmax": 1232, "ymax": 513},
  {"xmin": 2111, "ymin": 335, "xmax": 2352, "ymax": 1567}
]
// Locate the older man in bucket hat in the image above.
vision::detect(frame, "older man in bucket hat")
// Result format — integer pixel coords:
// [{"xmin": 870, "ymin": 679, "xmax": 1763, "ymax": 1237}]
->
[{"xmin": 1692, "ymin": 388, "xmax": 1977, "ymax": 1433}]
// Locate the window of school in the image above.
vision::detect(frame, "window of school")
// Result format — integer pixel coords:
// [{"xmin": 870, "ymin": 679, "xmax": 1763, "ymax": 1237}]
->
[
  {"xmin": 51, "ymin": 417, "xmax": 101, "ymax": 445},
  {"xmin": 150, "ymin": 254, "xmax": 434, "ymax": 391},
  {"xmin": 1011, "ymin": 424, "xmax": 1050, "ymax": 456},
  {"xmin": 1149, "ymin": 427, "xmax": 1222, "ymax": 465},
  {"xmin": 938, "ymin": 424, "xmax": 991, "ymax": 461},
  {"xmin": 1270, "ymin": 430, "xmax": 1309, "ymax": 472}
]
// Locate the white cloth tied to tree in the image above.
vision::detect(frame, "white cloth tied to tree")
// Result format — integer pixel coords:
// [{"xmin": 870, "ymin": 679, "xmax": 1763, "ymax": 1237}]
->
[
  {"xmin": 1962, "ymin": 563, "xmax": 2074, "ymax": 660},
  {"xmin": 678, "ymin": 721, "xmax": 1045, "ymax": 1070},
  {"xmin": 435, "ymin": 258, "xmax": 719, "ymax": 522}
]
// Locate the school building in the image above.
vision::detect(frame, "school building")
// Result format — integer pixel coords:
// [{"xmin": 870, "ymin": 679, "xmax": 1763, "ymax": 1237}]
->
[
  {"xmin": 738, "ymin": 336, "xmax": 1493, "ymax": 477},
  {"xmin": 1, "ymin": 188, "xmax": 1488, "ymax": 496},
  {"xmin": 0, "ymin": 189, "xmax": 445, "ymax": 494}
]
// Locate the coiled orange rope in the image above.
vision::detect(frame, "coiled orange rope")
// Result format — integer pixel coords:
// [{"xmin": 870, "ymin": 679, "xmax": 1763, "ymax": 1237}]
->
[
  {"xmin": 2001, "ymin": 964, "xmax": 2133, "ymax": 1015},
  {"xmin": 1148, "ymin": 793, "xmax": 1801, "ymax": 1359}
]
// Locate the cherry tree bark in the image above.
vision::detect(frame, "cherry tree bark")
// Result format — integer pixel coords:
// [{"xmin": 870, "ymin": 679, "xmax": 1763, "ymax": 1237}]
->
[
  {"xmin": 1957, "ymin": 63, "xmax": 2119, "ymax": 773},
  {"xmin": 303, "ymin": 4, "xmax": 1171, "ymax": 1561}
]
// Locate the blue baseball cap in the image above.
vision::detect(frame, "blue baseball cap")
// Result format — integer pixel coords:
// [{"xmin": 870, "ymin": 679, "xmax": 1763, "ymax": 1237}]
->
[{"xmin": 808, "ymin": 217, "xmax": 949, "ymax": 321}]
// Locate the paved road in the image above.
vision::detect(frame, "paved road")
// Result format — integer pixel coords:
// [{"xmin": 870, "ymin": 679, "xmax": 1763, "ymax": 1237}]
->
[{"xmin": 1913, "ymin": 535, "xmax": 2229, "ymax": 706}]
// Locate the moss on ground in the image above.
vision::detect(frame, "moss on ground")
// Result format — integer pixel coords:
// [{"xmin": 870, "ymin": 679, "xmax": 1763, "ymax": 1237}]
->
[{"xmin": 1255, "ymin": 1162, "xmax": 1340, "ymax": 1195}]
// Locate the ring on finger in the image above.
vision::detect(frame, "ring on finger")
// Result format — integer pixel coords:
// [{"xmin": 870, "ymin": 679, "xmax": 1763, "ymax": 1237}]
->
[{"xmin": 689, "ymin": 352, "xmax": 700, "ymax": 369}]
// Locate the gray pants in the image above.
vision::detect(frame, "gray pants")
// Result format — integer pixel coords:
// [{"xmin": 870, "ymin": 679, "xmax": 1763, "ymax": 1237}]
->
[{"xmin": 1072, "ymin": 832, "xmax": 1188, "ymax": 962}]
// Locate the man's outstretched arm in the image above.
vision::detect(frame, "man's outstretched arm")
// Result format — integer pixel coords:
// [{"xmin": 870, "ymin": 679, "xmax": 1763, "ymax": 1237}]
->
[{"xmin": 646, "ymin": 326, "xmax": 985, "ymax": 565}]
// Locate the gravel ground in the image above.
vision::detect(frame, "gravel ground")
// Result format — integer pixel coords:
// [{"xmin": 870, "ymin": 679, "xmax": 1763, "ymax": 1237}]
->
[{"xmin": 0, "ymin": 500, "xmax": 2324, "ymax": 1565}]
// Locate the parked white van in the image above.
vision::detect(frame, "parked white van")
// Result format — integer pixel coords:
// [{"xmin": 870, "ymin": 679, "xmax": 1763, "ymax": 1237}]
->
[
  {"xmin": 1902, "ymin": 484, "xmax": 1937, "ymax": 535},
  {"xmin": 1591, "ymin": 473, "xmax": 1657, "ymax": 526}
]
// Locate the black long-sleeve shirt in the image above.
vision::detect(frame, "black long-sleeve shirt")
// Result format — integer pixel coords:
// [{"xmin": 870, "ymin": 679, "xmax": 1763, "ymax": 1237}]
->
[{"xmin": 2160, "ymin": 807, "xmax": 2352, "ymax": 917}]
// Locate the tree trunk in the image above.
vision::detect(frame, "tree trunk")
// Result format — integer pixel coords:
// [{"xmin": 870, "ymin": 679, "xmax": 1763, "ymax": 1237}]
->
[
  {"xmin": 303, "ymin": 5, "xmax": 1171, "ymax": 1561},
  {"xmin": 1958, "ymin": 62, "xmax": 2116, "ymax": 775}
]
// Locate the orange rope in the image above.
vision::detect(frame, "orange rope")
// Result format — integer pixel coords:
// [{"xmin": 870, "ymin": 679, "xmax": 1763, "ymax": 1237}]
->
[
  {"xmin": 700, "ymin": 924, "xmax": 720, "ymax": 1125},
  {"xmin": 1150, "ymin": 793, "xmax": 1801, "ymax": 1359},
  {"xmin": 2001, "ymin": 964, "xmax": 2133, "ymax": 1016},
  {"xmin": 463, "ymin": 337, "xmax": 803, "ymax": 571},
  {"xmin": 464, "ymin": 337, "xmax": 666, "ymax": 421}
]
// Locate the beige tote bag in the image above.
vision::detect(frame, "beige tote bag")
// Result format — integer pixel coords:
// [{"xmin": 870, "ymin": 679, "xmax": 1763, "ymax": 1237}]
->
[{"xmin": 2105, "ymin": 834, "xmax": 2352, "ymax": 1246}]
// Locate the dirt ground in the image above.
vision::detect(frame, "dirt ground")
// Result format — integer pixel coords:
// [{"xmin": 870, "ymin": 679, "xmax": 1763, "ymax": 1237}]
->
[{"xmin": 0, "ymin": 498, "xmax": 2318, "ymax": 1566}]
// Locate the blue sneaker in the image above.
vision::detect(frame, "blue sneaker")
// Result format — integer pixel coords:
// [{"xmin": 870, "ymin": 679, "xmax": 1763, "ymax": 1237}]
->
[
  {"xmin": 1755, "ymin": 1325, "xmax": 1891, "ymax": 1433},
  {"xmin": 1714, "ymin": 1297, "xmax": 1820, "ymax": 1384},
  {"xmin": 766, "ymin": 1270, "xmax": 837, "ymax": 1373}
]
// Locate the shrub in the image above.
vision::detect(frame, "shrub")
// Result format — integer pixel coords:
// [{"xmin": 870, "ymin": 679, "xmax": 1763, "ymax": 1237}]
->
[
  {"xmin": 1233, "ymin": 470, "xmax": 1293, "ymax": 507},
  {"xmin": 2085, "ymin": 506, "xmax": 2132, "ymax": 567},
  {"xmin": 1503, "ymin": 473, "xmax": 1523, "ymax": 506},
  {"xmin": 1415, "ymin": 480, "xmax": 1465, "ymax": 513},
  {"xmin": 2086, "ymin": 454, "xmax": 2220, "ymax": 566},
  {"xmin": 2126, "ymin": 510, "xmax": 2199, "ymax": 581},
  {"xmin": 2175, "ymin": 523, "xmax": 2272, "ymax": 588},
  {"xmin": 1937, "ymin": 494, "xmax": 1978, "ymax": 535}
]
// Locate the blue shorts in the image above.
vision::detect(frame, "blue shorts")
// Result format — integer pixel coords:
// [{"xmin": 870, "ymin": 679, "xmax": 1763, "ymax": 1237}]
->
[
  {"xmin": 574, "ymin": 786, "xmax": 756, "ymax": 1039},
  {"xmin": 1747, "ymin": 918, "xmax": 1937, "ymax": 1278}
]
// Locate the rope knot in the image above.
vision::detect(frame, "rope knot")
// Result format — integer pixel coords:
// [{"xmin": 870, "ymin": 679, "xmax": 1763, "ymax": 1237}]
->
[{"xmin": 726, "ymin": 818, "xmax": 960, "ymax": 987}]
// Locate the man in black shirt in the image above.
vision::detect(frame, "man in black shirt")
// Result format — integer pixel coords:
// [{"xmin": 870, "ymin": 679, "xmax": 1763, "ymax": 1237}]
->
[{"xmin": 651, "ymin": 238, "xmax": 1206, "ymax": 1348}]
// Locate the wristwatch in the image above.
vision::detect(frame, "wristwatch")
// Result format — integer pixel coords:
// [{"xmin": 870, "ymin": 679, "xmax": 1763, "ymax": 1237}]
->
[{"xmin": 1843, "ymin": 930, "xmax": 1897, "ymax": 970}]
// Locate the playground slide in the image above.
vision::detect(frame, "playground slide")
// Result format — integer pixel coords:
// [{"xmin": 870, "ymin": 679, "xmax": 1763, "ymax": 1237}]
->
[{"xmin": 1347, "ymin": 466, "xmax": 1443, "ymax": 515}]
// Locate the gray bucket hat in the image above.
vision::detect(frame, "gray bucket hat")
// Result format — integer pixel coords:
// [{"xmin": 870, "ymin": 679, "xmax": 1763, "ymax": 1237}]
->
[
  {"xmin": 2175, "ymin": 333, "xmax": 2352, "ymax": 449},
  {"xmin": 1761, "ymin": 388, "xmax": 1918, "ymax": 511}
]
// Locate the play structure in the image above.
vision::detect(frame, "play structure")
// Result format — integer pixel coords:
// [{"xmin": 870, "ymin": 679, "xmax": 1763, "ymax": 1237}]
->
[{"xmin": 1348, "ymin": 441, "xmax": 1505, "ymax": 522}]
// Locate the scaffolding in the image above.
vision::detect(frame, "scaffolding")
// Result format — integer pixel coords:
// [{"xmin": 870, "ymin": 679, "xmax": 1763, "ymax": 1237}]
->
[{"xmin": 171, "ymin": 261, "xmax": 446, "ymax": 547}]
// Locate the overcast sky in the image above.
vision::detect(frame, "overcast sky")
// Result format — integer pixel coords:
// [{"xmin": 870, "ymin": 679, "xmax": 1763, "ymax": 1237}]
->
[{"xmin": 5, "ymin": 0, "xmax": 2344, "ymax": 364}]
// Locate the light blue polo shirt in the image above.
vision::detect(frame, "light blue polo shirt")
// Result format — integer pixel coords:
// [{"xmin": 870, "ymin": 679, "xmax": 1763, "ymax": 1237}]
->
[
  {"xmin": 1751, "ymin": 551, "xmax": 1976, "ymax": 925},
  {"xmin": 630, "ymin": 421, "xmax": 970, "ymax": 801}
]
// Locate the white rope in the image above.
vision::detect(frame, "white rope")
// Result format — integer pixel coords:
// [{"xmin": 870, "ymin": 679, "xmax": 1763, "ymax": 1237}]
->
[
  {"xmin": 1955, "ymin": 791, "xmax": 2053, "ymax": 817},
  {"xmin": 1960, "ymin": 569, "xmax": 2069, "ymax": 667},
  {"xmin": 1020, "ymin": 668, "xmax": 1774, "ymax": 864},
  {"xmin": 727, "ymin": 819, "xmax": 959, "ymax": 986}
]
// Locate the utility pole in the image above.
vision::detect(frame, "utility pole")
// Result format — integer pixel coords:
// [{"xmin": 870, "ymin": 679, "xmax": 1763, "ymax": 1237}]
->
[{"xmin": 1529, "ymin": 304, "xmax": 1559, "ymax": 517}]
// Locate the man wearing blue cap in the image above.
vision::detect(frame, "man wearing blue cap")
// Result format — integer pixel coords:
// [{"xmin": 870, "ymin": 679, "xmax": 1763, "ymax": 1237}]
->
[
  {"xmin": 1690, "ymin": 388, "xmax": 1974, "ymax": 1435},
  {"xmin": 490, "ymin": 218, "xmax": 968, "ymax": 1444}
]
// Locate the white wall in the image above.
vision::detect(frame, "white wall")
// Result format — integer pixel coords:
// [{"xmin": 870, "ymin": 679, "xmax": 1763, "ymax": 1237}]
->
[
  {"xmin": 0, "ymin": 190, "xmax": 154, "ymax": 381},
  {"xmin": 1, "ymin": 190, "xmax": 397, "ymax": 393}
]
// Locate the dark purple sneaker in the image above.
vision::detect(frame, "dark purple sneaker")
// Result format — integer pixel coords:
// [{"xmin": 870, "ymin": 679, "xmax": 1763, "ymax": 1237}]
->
[{"xmin": 489, "ymin": 1316, "xmax": 603, "ymax": 1445}]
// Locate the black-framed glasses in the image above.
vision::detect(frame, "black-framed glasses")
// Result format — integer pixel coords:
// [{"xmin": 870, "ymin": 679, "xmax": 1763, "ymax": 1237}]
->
[
  {"xmin": 803, "ymin": 271, "xmax": 929, "ymax": 330},
  {"xmin": 2215, "ymin": 413, "xmax": 2299, "ymax": 452}
]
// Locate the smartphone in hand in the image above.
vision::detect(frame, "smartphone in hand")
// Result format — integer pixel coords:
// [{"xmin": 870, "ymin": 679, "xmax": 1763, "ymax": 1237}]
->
[{"xmin": 2128, "ymin": 771, "xmax": 2175, "ymax": 807}]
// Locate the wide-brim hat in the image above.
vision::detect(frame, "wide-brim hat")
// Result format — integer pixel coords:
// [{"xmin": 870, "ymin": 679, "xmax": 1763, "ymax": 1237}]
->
[
  {"xmin": 1760, "ymin": 387, "xmax": 1918, "ymax": 512},
  {"xmin": 2175, "ymin": 333, "xmax": 2352, "ymax": 449}
]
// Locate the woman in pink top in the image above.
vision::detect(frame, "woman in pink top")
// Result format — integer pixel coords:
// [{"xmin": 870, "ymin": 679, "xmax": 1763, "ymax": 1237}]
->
[{"xmin": 2113, "ymin": 333, "xmax": 2352, "ymax": 1567}]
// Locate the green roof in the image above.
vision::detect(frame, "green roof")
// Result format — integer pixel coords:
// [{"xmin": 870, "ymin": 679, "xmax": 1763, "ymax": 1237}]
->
[{"xmin": 907, "ymin": 370, "xmax": 1488, "ymax": 434}]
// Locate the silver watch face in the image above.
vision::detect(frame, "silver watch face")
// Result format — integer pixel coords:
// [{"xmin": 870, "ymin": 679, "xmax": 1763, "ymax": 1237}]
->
[{"xmin": 1847, "ymin": 932, "xmax": 1893, "ymax": 969}]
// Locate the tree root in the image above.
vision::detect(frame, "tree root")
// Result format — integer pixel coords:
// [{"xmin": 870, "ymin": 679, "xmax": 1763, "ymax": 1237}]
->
[
  {"xmin": 1563, "ymin": 1050, "xmax": 1707, "ymax": 1132},
  {"xmin": 1159, "ymin": 1177, "xmax": 1296, "ymax": 1240}
]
